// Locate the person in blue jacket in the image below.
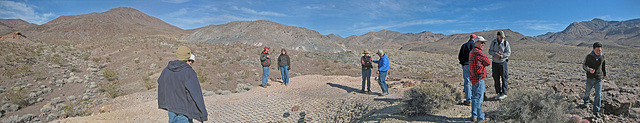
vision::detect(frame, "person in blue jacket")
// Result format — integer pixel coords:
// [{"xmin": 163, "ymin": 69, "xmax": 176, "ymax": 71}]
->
[
  {"xmin": 373, "ymin": 50, "xmax": 390, "ymax": 96},
  {"xmin": 158, "ymin": 46, "xmax": 208, "ymax": 122}
]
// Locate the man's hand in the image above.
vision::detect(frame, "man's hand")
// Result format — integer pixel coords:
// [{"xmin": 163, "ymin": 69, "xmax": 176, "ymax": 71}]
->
[
  {"xmin": 267, "ymin": 55, "xmax": 270, "ymax": 58},
  {"xmin": 589, "ymin": 68, "xmax": 595, "ymax": 73},
  {"xmin": 493, "ymin": 53, "xmax": 501, "ymax": 58},
  {"xmin": 376, "ymin": 70, "xmax": 380, "ymax": 74}
]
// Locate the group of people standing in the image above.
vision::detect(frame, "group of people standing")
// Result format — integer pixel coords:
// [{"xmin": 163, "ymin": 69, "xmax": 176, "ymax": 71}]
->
[
  {"xmin": 259, "ymin": 46, "xmax": 291, "ymax": 87},
  {"xmin": 360, "ymin": 49, "xmax": 390, "ymax": 96},
  {"xmin": 457, "ymin": 31, "xmax": 607, "ymax": 122},
  {"xmin": 152, "ymin": 30, "xmax": 607, "ymax": 122}
]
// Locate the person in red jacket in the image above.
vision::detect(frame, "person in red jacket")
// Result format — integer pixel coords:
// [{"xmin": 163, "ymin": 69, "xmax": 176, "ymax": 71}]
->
[{"xmin": 469, "ymin": 36, "xmax": 491, "ymax": 122}]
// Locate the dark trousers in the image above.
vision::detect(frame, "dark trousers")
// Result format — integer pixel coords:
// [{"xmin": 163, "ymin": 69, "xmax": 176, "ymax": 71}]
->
[
  {"xmin": 362, "ymin": 69, "xmax": 371, "ymax": 90},
  {"xmin": 492, "ymin": 61, "xmax": 509, "ymax": 95}
]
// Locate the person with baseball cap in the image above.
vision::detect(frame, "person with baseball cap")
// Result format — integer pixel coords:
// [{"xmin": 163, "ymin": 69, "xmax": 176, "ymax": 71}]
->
[
  {"xmin": 260, "ymin": 46, "xmax": 271, "ymax": 87},
  {"xmin": 469, "ymin": 36, "xmax": 491, "ymax": 122},
  {"xmin": 489, "ymin": 31, "xmax": 511, "ymax": 100},
  {"xmin": 458, "ymin": 34, "xmax": 476, "ymax": 106}
]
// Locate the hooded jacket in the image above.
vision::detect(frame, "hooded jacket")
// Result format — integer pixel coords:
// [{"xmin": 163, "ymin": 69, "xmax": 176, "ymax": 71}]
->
[
  {"xmin": 158, "ymin": 60, "xmax": 208, "ymax": 122},
  {"xmin": 583, "ymin": 51, "xmax": 606, "ymax": 79}
]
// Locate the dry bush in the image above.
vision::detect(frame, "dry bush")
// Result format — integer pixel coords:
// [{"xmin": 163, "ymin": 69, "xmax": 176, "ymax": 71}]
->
[
  {"xmin": 402, "ymin": 82, "xmax": 462, "ymax": 115},
  {"xmin": 4, "ymin": 88, "xmax": 35, "ymax": 108},
  {"xmin": 103, "ymin": 68, "xmax": 119, "ymax": 81},
  {"xmin": 98, "ymin": 81, "xmax": 124, "ymax": 98},
  {"xmin": 197, "ymin": 69, "xmax": 209, "ymax": 84},
  {"xmin": 60, "ymin": 105, "xmax": 89, "ymax": 118},
  {"xmin": 492, "ymin": 89, "xmax": 574, "ymax": 122},
  {"xmin": 142, "ymin": 73, "xmax": 154, "ymax": 90}
]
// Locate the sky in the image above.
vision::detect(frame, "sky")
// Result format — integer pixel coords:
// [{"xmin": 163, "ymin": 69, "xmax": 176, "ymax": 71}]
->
[{"xmin": 1, "ymin": 0, "xmax": 639, "ymax": 37}]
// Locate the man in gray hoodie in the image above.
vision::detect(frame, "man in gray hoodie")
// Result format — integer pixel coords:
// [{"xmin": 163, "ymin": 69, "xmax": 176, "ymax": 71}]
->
[
  {"xmin": 158, "ymin": 46, "xmax": 208, "ymax": 122},
  {"xmin": 581, "ymin": 42, "xmax": 606, "ymax": 118},
  {"xmin": 489, "ymin": 31, "xmax": 511, "ymax": 100}
]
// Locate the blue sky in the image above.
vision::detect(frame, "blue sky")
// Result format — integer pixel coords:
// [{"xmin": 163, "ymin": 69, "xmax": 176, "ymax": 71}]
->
[{"xmin": 1, "ymin": 0, "xmax": 639, "ymax": 37}]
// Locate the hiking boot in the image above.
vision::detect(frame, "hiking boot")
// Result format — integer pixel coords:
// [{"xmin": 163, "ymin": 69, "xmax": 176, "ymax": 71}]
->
[
  {"xmin": 266, "ymin": 83, "xmax": 271, "ymax": 86},
  {"xmin": 284, "ymin": 83, "xmax": 288, "ymax": 86},
  {"xmin": 470, "ymin": 117, "xmax": 477, "ymax": 122},
  {"xmin": 463, "ymin": 101, "xmax": 471, "ymax": 106},
  {"xmin": 367, "ymin": 89, "xmax": 371, "ymax": 92},
  {"xmin": 359, "ymin": 89, "xmax": 365, "ymax": 93},
  {"xmin": 259, "ymin": 84, "xmax": 266, "ymax": 88},
  {"xmin": 499, "ymin": 94, "xmax": 507, "ymax": 100},
  {"xmin": 494, "ymin": 94, "xmax": 502, "ymax": 100}
]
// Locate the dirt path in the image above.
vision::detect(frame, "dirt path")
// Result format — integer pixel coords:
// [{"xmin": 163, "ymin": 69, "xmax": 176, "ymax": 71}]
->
[{"xmin": 55, "ymin": 75, "xmax": 426, "ymax": 122}]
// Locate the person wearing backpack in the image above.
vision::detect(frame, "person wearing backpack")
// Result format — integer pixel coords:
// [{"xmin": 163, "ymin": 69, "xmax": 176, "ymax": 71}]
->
[
  {"xmin": 360, "ymin": 49, "xmax": 374, "ymax": 93},
  {"xmin": 489, "ymin": 31, "xmax": 511, "ymax": 100}
]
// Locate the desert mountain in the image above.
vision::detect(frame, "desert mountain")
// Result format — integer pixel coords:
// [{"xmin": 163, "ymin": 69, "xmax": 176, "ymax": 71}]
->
[
  {"xmin": 400, "ymin": 29, "xmax": 542, "ymax": 52},
  {"xmin": 0, "ymin": 19, "xmax": 36, "ymax": 35},
  {"xmin": 341, "ymin": 30, "xmax": 445, "ymax": 49},
  {"xmin": 536, "ymin": 18, "xmax": 640, "ymax": 47},
  {"xmin": 181, "ymin": 20, "xmax": 346, "ymax": 52},
  {"xmin": 24, "ymin": 7, "xmax": 185, "ymax": 43}
]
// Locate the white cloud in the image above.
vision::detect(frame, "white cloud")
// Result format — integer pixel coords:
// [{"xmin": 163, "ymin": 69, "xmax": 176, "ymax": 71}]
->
[
  {"xmin": 525, "ymin": 24, "xmax": 563, "ymax": 31},
  {"xmin": 167, "ymin": 8, "xmax": 189, "ymax": 17},
  {"xmin": 0, "ymin": 0, "xmax": 55, "ymax": 24},
  {"xmin": 304, "ymin": 6, "xmax": 321, "ymax": 9},
  {"xmin": 161, "ymin": 0, "xmax": 190, "ymax": 4},
  {"xmin": 233, "ymin": 6, "xmax": 287, "ymax": 17}
]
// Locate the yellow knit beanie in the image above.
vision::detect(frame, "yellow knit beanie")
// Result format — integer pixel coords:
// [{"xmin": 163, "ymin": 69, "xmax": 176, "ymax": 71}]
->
[{"xmin": 176, "ymin": 46, "xmax": 191, "ymax": 61}]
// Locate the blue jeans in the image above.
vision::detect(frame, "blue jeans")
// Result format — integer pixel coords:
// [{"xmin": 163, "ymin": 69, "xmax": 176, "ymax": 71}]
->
[
  {"xmin": 168, "ymin": 111, "xmax": 193, "ymax": 123},
  {"xmin": 378, "ymin": 71, "xmax": 389, "ymax": 93},
  {"xmin": 583, "ymin": 78, "xmax": 602, "ymax": 114},
  {"xmin": 492, "ymin": 62, "xmax": 509, "ymax": 95},
  {"xmin": 362, "ymin": 69, "xmax": 371, "ymax": 90},
  {"xmin": 280, "ymin": 66, "xmax": 289, "ymax": 84},
  {"xmin": 262, "ymin": 67, "xmax": 269, "ymax": 85},
  {"xmin": 462, "ymin": 65, "xmax": 471, "ymax": 102},
  {"xmin": 471, "ymin": 79, "xmax": 486, "ymax": 121}
]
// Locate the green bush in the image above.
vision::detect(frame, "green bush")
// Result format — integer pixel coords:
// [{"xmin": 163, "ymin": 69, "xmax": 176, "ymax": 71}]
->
[
  {"xmin": 402, "ymin": 82, "xmax": 462, "ymax": 115},
  {"xmin": 493, "ymin": 89, "xmax": 573, "ymax": 122},
  {"xmin": 103, "ymin": 69, "xmax": 119, "ymax": 81},
  {"xmin": 99, "ymin": 81, "xmax": 124, "ymax": 98}
]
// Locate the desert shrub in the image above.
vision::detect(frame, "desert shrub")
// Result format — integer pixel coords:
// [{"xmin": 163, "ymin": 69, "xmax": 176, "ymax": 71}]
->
[
  {"xmin": 19, "ymin": 114, "xmax": 35, "ymax": 122},
  {"xmin": 402, "ymin": 82, "xmax": 463, "ymax": 115},
  {"xmin": 142, "ymin": 74, "xmax": 154, "ymax": 90},
  {"xmin": 98, "ymin": 81, "xmax": 124, "ymax": 98},
  {"xmin": 4, "ymin": 88, "xmax": 34, "ymax": 108},
  {"xmin": 493, "ymin": 89, "xmax": 572, "ymax": 122},
  {"xmin": 1, "ymin": 115, "xmax": 20, "ymax": 123},
  {"xmin": 92, "ymin": 57, "xmax": 102, "ymax": 63},
  {"xmin": 235, "ymin": 83, "xmax": 253, "ymax": 93},
  {"xmin": 50, "ymin": 54, "xmax": 65, "ymax": 65},
  {"xmin": 197, "ymin": 69, "xmax": 209, "ymax": 83},
  {"xmin": 60, "ymin": 105, "xmax": 89, "ymax": 118},
  {"xmin": 327, "ymin": 99, "xmax": 374, "ymax": 122},
  {"xmin": 103, "ymin": 68, "xmax": 119, "ymax": 81}
]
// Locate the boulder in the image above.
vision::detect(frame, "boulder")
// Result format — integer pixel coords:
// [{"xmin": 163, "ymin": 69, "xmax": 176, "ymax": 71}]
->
[{"xmin": 602, "ymin": 92, "xmax": 635, "ymax": 115}]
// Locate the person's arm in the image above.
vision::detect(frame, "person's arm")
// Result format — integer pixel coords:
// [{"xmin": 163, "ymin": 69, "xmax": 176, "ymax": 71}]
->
[
  {"xmin": 501, "ymin": 41, "xmax": 511, "ymax": 59},
  {"xmin": 488, "ymin": 40, "xmax": 497, "ymax": 55},
  {"xmin": 277, "ymin": 55, "xmax": 281, "ymax": 70},
  {"xmin": 480, "ymin": 52, "xmax": 491, "ymax": 66},
  {"xmin": 602, "ymin": 58, "xmax": 606, "ymax": 79},
  {"xmin": 458, "ymin": 45, "xmax": 465, "ymax": 65},
  {"xmin": 287, "ymin": 56, "xmax": 291, "ymax": 70},
  {"xmin": 361, "ymin": 57, "xmax": 365, "ymax": 65},
  {"xmin": 260, "ymin": 53, "xmax": 267, "ymax": 61},
  {"xmin": 583, "ymin": 56, "xmax": 592, "ymax": 72},
  {"xmin": 186, "ymin": 70, "xmax": 208, "ymax": 121},
  {"xmin": 373, "ymin": 59, "xmax": 379, "ymax": 64}
]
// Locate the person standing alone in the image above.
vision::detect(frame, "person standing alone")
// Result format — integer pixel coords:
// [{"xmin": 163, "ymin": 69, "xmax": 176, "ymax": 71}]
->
[
  {"xmin": 581, "ymin": 42, "xmax": 606, "ymax": 118},
  {"xmin": 260, "ymin": 46, "xmax": 271, "ymax": 87},
  {"xmin": 157, "ymin": 46, "xmax": 208, "ymax": 122},
  {"xmin": 458, "ymin": 34, "xmax": 476, "ymax": 106},
  {"xmin": 489, "ymin": 31, "xmax": 511, "ymax": 100},
  {"xmin": 360, "ymin": 49, "xmax": 374, "ymax": 93},
  {"xmin": 278, "ymin": 48, "xmax": 291, "ymax": 86},
  {"xmin": 469, "ymin": 36, "xmax": 491, "ymax": 122}
]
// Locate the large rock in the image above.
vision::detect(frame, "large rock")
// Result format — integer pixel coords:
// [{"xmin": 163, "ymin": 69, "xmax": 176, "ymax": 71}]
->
[{"xmin": 602, "ymin": 81, "xmax": 637, "ymax": 116}]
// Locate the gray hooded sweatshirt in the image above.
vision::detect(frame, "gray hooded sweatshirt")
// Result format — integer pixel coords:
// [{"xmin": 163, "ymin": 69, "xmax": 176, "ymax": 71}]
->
[{"xmin": 158, "ymin": 60, "xmax": 208, "ymax": 122}]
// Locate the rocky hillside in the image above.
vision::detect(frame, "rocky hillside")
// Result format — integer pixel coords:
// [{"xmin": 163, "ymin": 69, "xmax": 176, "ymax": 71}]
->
[
  {"xmin": 24, "ymin": 7, "xmax": 186, "ymax": 43},
  {"xmin": 0, "ymin": 19, "xmax": 36, "ymax": 35},
  {"xmin": 341, "ymin": 30, "xmax": 444, "ymax": 49},
  {"xmin": 536, "ymin": 18, "xmax": 640, "ymax": 48},
  {"xmin": 400, "ymin": 29, "xmax": 543, "ymax": 53},
  {"xmin": 181, "ymin": 20, "xmax": 347, "ymax": 53}
]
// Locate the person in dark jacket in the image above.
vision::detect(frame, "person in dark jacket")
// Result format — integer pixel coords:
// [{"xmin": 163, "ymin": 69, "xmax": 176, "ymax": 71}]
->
[
  {"xmin": 260, "ymin": 46, "xmax": 271, "ymax": 87},
  {"xmin": 277, "ymin": 48, "xmax": 291, "ymax": 86},
  {"xmin": 458, "ymin": 34, "xmax": 476, "ymax": 106},
  {"xmin": 157, "ymin": 46, "xmax": 208, "ymax": 122},
  {"xmin": 581, "ymin": 42, "xmax": 606, "ymax": 118},
  {"xmin": 360, "ymin": 49, "xmax": 374, "ymax": 93}
]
